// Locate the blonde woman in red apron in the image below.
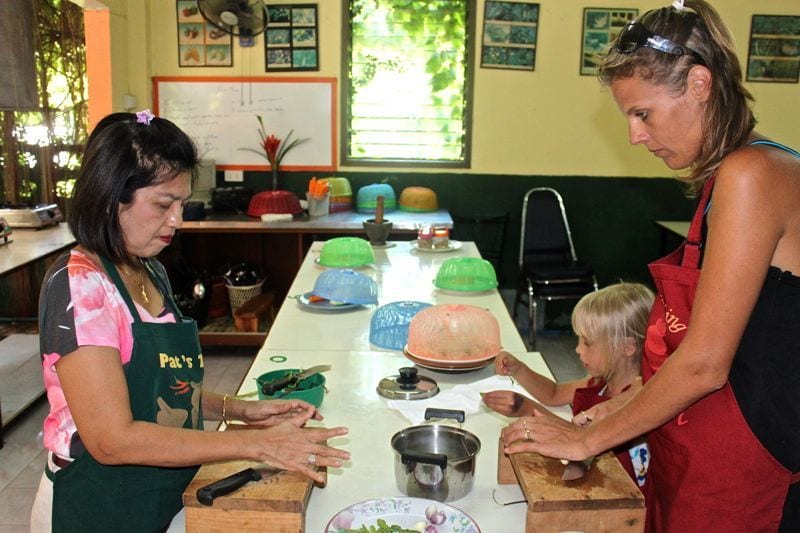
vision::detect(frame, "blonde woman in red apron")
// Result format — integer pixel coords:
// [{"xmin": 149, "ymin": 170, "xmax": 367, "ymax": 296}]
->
[{"xmin": 501, "ymin": 1, "xmax": 800, "ymax": 531}]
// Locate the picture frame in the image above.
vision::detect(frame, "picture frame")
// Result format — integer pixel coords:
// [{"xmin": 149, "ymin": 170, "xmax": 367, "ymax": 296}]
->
[
  {"xmin": 481, "ymin": 1, "xmax": 539, "ymax": 71},
  {"xmin": 746, "ymin": 14, "xmax": 800, "ymax": 83},
  {"xmin": 580, "ymin": 7, "xmax": 638, "ymax": 76},
  {"xmin": 265, "ymin": 4, "xmax": 319, "ymax": 72},
  {"xmin": 176, "ymin": 0, "xmax": 233, "ymax": 67}
]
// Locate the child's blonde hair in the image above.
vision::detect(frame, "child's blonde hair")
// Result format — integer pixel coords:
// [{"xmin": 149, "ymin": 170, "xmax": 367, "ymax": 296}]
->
[{"xmin": 571, "ymin": 282, "xmax": 655, "ymax": 367}]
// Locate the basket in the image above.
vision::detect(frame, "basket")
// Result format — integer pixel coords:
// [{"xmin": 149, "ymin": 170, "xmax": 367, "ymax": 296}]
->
[{"xmin": 226, "ymin": 280, "xmax": 264, "ymax": 314}]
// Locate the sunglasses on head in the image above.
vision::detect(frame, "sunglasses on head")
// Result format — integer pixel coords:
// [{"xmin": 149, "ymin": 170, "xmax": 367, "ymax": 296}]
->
[{"xmin": 615, "ymin": 21, "xmax": 703, "ymax": 63}]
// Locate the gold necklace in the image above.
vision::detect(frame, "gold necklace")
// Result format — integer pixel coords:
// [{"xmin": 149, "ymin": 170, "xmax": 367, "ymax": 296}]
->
[{"xmin": 121, "ymin": 262, "xmax": 150, "ymax": 304}]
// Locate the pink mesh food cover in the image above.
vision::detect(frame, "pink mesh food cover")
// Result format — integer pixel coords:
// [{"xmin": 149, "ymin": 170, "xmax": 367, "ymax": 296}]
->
[{"xmin": 406, "ymin": 304, "xmax": 502, "ymax": 360}]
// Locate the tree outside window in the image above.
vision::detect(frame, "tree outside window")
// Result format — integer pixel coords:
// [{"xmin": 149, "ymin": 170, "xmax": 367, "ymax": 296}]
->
[
  {"xmin": 344, "ymin": 0, "xmax": 475, "ymax": 167},
  {"xmin": 1, "ymin": 0, "xmax": 87, "ymax": 213}
]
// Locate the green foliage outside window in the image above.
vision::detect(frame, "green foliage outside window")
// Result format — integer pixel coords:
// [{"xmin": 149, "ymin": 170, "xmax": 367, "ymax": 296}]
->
[
  {"xmin": 1, "ymin": 0, "xmax": 87, "ymax": 210},
  {"xmin": 345, "ymin": 0, "xmax": 474, "ymax": 166}
]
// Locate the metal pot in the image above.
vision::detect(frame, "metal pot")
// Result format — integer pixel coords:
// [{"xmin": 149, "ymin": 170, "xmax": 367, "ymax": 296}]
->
[{"xmin": 390, "ymin": 409, "xmax": 481, "ymax": 502}]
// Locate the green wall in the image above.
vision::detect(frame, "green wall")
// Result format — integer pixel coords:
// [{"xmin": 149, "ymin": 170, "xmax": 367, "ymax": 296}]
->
[{"xmin": 230, "ymin": 171, "xmax": 695, "ymax": 290}]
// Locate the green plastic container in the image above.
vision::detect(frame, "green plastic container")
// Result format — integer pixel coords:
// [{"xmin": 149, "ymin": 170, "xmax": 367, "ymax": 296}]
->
[
  {"xmin": 434, "ymin": 257, "xmax": 499, "ymax": 292},
  {"xmin": 256, "ymin": 368, "xmax": 326, "ymax": 407},
  {"xmin": 318, "ymin": 237, "xmax": 375, "ymax": 267}
]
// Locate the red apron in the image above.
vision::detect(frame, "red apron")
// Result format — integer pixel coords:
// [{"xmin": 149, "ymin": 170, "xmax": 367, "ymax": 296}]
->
[
  {"xmin": 643, "ymin": 176, "xmax": 799, "ymax": 532},
  {"xmin": 572, "ymin": 380, "xmax": 640, "ymax": 484}
]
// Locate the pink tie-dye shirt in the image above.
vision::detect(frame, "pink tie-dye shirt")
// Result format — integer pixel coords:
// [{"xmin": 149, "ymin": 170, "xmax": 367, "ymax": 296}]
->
[{"xmin": 39, "ymin": 250, "xmax": 176, "ymax": 458}]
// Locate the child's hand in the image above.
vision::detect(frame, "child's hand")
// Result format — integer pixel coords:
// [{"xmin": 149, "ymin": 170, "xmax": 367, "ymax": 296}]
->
[
  {"xmin": 494, "ymin": 351, "xmax": 522, "ymax": 377},
  {"xmin": 482, "ymin": 390, "xmax": 529, "ymax": 417}
]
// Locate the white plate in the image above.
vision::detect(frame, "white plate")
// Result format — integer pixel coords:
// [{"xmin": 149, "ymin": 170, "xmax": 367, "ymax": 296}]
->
[
  {"xmin": 326, "ymin": 496, "xmax": 480, "ymax": 532},
  {"xmin": 296, "ymin": 292, "xmax": 360, "ymax": 312},
  {"xmin": 410, "ymin": 240, "xmax": 462, "ymax": 253},
  {"xmin": 314, "ymin": 257, "xmax": 373, "ymax": 268},
  {"xmin": 404, "ymin": 345, "xmax": 498, "ymax": 366}
]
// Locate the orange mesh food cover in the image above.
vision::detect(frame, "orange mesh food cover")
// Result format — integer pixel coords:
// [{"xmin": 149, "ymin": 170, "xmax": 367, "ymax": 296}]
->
[{"xmin": 407, "ymin": 304, "xmax": 501, "ymax": 360}]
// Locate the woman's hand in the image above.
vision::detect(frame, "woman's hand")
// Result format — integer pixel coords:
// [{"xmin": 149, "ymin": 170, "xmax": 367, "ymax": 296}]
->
[
  {"xmin": 501, "ymin": 410, "xmax": 593, "ymax": 461},
  {"xmin": 482, "ymin": 390, "xmax": 531, "ymax": 417},
  {"xmin": 494, "ymin": 351, "xmax": 522, "ymax": 377},
  {"xmin": 240, "ymin": 398, "xmax": 322, "ymax": 427},
  {"xmin": 251, "ymin": 420, "xmax": 350, "ymax": 483}
]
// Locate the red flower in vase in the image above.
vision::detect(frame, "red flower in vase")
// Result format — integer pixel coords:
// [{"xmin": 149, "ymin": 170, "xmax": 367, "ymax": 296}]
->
[{"xmin": 241, "ymin": 115, "xmax": 310, "ymax": 190}]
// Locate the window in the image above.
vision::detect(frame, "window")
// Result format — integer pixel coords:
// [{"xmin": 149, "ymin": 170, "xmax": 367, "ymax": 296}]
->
[{"xmin": 343, "ymin": 0, "xmax": 475, "ymax": 167}]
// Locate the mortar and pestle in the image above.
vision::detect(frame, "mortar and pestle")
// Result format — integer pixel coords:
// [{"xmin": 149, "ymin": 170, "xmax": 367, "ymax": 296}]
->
[{"xmin": 362, "ymin": 196, "xmax": 393, "ymax": 246}]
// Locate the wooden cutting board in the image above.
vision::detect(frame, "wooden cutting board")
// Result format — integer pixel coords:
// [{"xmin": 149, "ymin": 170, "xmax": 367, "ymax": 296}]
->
[
  {"xmin": 498, "ymin": 439, "xmax": 645, "ymax": 532},
  {"xmin": 182, "ymin": 425, "xmax": 323, "ymax": 532}
]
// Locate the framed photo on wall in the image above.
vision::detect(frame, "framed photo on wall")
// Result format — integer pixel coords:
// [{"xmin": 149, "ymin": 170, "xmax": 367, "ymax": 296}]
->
[
  {"xmin": 265, "ymin": 4, "xmax": 319, "ymax": 71},
  {"xmin": 746, "ymin": 14, "xmax": 800, "ymax": 83},
  {"xmin": 580, "ymin": 8, "xmax": 638, "ymax": 76},
  {"xmin": 481, "ymin": 1, "xmax": 539, "ymax": 71},
  {"xmin": 176, "ymin": 0, "xmax": 233, "ymax": 67}
]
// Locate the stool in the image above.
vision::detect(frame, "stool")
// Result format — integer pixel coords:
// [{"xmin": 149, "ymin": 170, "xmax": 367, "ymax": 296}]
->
[{"xmin": 233, "ymin": 292, "xmax": 276, "ymax": 332}]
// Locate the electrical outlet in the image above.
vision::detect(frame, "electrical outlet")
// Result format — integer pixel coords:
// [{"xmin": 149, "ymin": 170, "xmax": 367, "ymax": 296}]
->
[{"xmin": 224, "ymin": 170, "xmax": 244, "ymax": 183}]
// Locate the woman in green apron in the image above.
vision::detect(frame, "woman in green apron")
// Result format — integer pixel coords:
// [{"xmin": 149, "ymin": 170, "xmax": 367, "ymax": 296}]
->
[{"xmin": 31, "ymin": 111, "xmax": 350, "ymax": 532}]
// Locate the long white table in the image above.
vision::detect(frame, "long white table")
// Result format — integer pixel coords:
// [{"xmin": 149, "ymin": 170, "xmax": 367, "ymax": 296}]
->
[
  {"xmin": 172, "ymin": 241, "xmax": 546, "ymax": 532},
  {"xmin": 264, "ymin": 240, "xmax": 527, "ymax": 354}
]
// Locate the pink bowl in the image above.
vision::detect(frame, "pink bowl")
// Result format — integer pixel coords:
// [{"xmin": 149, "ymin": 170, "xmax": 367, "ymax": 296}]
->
[{"xmin": 247, "ymin": 190, "xmax": 302, "ymax": 217}]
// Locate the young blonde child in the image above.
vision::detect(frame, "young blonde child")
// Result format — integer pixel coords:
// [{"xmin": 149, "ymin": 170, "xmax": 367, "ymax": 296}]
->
[{"xmin": 483, "ymin": 282, "xmax": 654, "ymax": 484}]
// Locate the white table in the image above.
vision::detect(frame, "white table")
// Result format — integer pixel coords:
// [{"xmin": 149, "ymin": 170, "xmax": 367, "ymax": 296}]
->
[
  {"xmin": 239, "ymin": 348, "xmax": 546, "ymax": 532},
  {"xmin": 172, "ymin": 241, "xmax": 545, "ymax": 532},
  {"xmin": 264, "ymin": 240, "xmax": 527, "ymax": 354}
]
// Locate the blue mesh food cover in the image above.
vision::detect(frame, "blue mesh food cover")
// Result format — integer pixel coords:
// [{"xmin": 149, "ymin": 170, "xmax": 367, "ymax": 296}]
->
[
  {"xmin": 369, "ymin": 300, "xmax": 432, "ymax": 350},
  {"xmin": 311, "ymin": 269, "xmax": 378, "ymax": 305}
]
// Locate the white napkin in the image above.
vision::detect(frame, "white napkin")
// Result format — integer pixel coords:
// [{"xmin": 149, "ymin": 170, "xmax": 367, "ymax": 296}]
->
[
  {"xmin": 260, "ymin": 213, "xmax": 293, "ymax": 222},
  {"xmin": 387, "ymin": 375, "xmax": 573, "ymax": 425}
]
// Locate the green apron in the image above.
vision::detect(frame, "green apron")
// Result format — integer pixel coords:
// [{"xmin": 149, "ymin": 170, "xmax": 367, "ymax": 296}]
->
[{"xmin": 51, "ymin": 256, "xmax": 204, "ymax": 533}]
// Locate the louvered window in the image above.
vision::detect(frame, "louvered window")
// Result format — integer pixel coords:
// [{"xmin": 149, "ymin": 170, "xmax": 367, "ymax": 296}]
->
[{"xmin": 343, "ymin": 0, "xmax": 474, "ymax": 167}]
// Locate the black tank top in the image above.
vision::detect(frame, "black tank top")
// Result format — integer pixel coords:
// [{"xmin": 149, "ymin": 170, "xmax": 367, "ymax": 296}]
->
[{"xmin": 727, "ymin": 140, "xmax": 800, "ymax": 472}]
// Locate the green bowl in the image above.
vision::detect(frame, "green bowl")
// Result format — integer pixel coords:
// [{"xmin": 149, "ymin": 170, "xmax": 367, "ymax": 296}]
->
[
  {"xmin": 319, "ymin": 237, "xmax": 375, "ymax": 267},
  {"xmin": 255, "ymin": 368, "xmax": 326, "ymax": 407},
  {"xmin": 434, "ymin": 257, "xmax": 499, "ymax": 292}
]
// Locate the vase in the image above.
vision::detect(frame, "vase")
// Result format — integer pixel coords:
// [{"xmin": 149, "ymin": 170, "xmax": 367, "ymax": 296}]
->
[{"xmin": 271, "ymin": 166, "xmax": 280, "ymax": 190}]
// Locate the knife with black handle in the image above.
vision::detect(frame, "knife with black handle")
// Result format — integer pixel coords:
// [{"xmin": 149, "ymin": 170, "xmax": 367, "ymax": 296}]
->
[
  {"xmin": 196, "ymin": 467, "xmax": 281, "ymax": 506},
  {"xmin": 260, "ymin": 364, "xmax": 331, "ymax": 396}
]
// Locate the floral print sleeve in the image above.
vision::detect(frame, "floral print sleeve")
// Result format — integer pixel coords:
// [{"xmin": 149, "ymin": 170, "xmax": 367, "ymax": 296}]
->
[{"xmin": 38, "ymin": 250, "xmax": 175, "ymax": 458}]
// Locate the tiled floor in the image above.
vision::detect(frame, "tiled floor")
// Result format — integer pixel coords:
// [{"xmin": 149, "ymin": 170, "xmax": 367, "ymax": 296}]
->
[{"xmin": 0, "ymin": 325, "xmax": 584, "ymax": 532}]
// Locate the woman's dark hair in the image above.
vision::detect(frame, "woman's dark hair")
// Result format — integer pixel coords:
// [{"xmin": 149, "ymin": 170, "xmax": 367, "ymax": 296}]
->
[
  {"xmin": 69, "ymin": 112, "xmax": 199, "ymax": 265},
  {"xmin": 598, "ymin": 0, "xmax": 755, "ymax": 195}
]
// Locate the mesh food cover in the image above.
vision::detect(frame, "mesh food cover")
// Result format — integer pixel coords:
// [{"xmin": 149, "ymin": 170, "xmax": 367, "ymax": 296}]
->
[
  {"xmin": 311, "ymin": 269, "xmax": 378, "ymax": 305},
  {"xmin": 246, "ymin": 190, "xmax": 302, "ymax": 217},
  {"xmin": 369, "ymin": 301, "xmax": 433, "ymax": 350},
  {"xmin": 407, "ymin": 304, "xmax": 502, "ymax": 360},
  {"xmin": 319, "ymin": 237, "xmax": 375, "ymax": 267}
]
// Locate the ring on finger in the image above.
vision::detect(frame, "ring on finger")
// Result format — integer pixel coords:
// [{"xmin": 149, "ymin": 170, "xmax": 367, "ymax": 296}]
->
[
  {"xmin": 307, "ymin": 453, "xmax": 317, "ymax": 465},
  {"xmin": 524, "ymin": 429, "xmax": 532, "ymax": 441},
  {"xmin": 523, "ymin": 419, "xmax": 528, "ymax": 431}
]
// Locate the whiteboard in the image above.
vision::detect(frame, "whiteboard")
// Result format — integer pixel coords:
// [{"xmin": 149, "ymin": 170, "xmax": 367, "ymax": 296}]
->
[{"xmin": 153, "ymin": 77, "xmax": 336, "ymax": 171}]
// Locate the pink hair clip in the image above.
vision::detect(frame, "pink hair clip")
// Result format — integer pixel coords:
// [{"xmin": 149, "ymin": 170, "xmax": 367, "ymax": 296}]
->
[{"xmin": 136, "ymin": 109, "xmax": 155, "ymax": 125}]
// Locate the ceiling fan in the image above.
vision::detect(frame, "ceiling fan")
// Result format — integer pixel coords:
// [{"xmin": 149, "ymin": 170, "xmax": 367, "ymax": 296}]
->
[{"xmin": 197, "ymin": 0, "xmax": 267, "ymax": 37}]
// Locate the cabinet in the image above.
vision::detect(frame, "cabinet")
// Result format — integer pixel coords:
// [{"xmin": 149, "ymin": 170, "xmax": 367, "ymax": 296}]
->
[{"xmin": 167, "ymin": 210, "xmax": 452, "ymax": 346}]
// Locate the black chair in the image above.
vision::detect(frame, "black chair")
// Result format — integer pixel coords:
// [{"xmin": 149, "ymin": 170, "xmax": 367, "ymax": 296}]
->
[
  {"xmin": 451, "ymin": 212, "xmax": 510, "ymax": 284},
  {"xmin": 513, "ymin": 187, "xmax": 598, "ymax": 347}
]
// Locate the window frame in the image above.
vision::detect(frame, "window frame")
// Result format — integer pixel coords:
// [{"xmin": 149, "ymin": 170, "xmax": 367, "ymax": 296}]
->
[{"xmin": 340, "ymin": 0, "xmax": 476, "ymax": 169}]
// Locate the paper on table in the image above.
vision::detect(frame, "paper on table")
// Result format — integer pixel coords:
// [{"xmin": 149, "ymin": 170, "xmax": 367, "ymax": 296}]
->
[{"xmin": 386, "ymin": 375, "xmax": 574, "ymax": 425}]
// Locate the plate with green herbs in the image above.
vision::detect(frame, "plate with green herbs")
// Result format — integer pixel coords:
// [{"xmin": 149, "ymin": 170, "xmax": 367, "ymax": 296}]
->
[{"xmin": 325, "ymin": 496, "xmax": 479, "ymax": 533}]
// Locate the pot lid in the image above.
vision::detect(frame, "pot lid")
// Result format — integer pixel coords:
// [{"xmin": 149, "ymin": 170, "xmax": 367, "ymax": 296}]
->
[{"xmin": 377, "ymin": 367, "xmax": 438, "ymax": 400}]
